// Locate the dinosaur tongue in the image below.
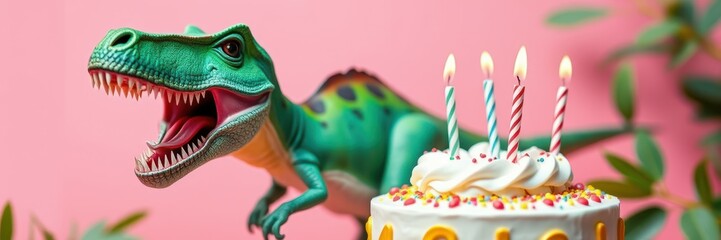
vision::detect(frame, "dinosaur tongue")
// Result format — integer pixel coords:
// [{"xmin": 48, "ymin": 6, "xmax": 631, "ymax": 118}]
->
[{"xmin": 151, "ymin": 116, "xmax": 215, "ymax": 150}]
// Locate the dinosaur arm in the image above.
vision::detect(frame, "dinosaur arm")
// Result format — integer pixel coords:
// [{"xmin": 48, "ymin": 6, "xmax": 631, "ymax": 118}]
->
[
  {"xmin": 264, "ymin": 181, "xmax": 288, "ymax": 204},
  {"xmin": 260, "ymin": 149, "xmax": 328, "ymax": 240},
  {"xmin": 248, "ymin": 181, "xmax": 287, "ymax": 232}
]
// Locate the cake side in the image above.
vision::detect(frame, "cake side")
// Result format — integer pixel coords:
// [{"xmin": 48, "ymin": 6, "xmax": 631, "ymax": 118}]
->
[
  {"xmin": 368, "ymin": 185, "xmax": 622, "ymax": 240},
  {"xmin": 367, "ymin": 142, "xmax": 624, "ymax": 240}
]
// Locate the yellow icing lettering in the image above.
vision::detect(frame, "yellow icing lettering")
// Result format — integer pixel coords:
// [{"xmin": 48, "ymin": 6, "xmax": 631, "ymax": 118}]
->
[
  {"xmin": 540, "ymin": 229, "xmax": 568, "ymax": 240},
  {"xmin": 365, "ymin": 217, "xmax": 372, "ymax": 240},
  {"xmin": 495, "ymin": 227, "xmax": 510, "ymax": 240},
  {"xmin": 380, "ymin": 224, "xmax": 393, "ymax": 240},
  {"xmin": 596, "ymin": 221, "xmax": 606, "ymax": 240},
  {"xmin": 422, "ymin": 225, "xmax": 458, "ymax": 240}
]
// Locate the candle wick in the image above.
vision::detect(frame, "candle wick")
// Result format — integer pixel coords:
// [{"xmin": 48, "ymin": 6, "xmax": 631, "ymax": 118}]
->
[{"xmin": 516, "ymin": 76, "xmax": 521, "ymax": 85}]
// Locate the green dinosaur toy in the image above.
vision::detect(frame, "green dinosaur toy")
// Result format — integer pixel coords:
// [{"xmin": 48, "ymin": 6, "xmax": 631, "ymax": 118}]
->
[{"xmin": 87, "ymin": 24, "xmax": 629, "ymax": 240}]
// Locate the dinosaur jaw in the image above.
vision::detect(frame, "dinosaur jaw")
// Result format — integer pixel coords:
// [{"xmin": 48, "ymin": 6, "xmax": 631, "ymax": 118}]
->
[{"xmin": 88, "ymin": 69, "xmax": 270, "ymax": 187}]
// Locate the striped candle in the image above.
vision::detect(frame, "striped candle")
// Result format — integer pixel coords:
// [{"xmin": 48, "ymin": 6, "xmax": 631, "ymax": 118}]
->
[
  {"xmin": 550, "ymin": 55, "xmax": 573, "ymax": 154},
  {"xmin": 480, "ymin": 51, "xmax": 500, "ymax": 158},
  {"xmin": 444, "ymin": 54, "xmax": 460, "ymax": 160},
  {"xmin": 507, "ymin": 46, "xmax": 527, "ymax": 163},
  {"xmin": 550, "ymin": 86, "xmax": 568, "ymax": 154},
  {"xmin": 507, "ymin": 85, "xmax": 525, "ymax": 163}
]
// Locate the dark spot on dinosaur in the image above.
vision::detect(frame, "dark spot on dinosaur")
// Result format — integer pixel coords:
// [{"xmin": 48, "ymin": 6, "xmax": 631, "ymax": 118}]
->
[
  {"xmin": 337, "ymin": 86, "xmax": 356, "ymax": 101},
  {"xmin": 383, "ymin": 107, "xmax": 391, "ymax": 115},
  {"xmin": 308, "ymin": 98, "xmax": 325, "ymax": 114},
  {"xmin": 366, "ymin": 83, "xmax": 385, "ymax": 99},
  {"xmin": 351, "ymin": 109, "xmax": 363, "ymax": 120},
  {"xmin": 320, "ymin": 122, "xmax": 328, "ymax": 129},
  {"xmin": 281, "ymin": 99, "xmax": 288, "ymax": 109}
]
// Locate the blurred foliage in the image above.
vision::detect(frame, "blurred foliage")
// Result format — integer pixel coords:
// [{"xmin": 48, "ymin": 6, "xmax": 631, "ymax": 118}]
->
[
  {"xmin": 548, "ymin": 1, "xmax": 721, "ymax": 239},
  {"xmin": 0, "ymin": 201, "xmax": 146, "ymax": 240},
  {"xmin": 1, "ymin": 203, "xmax": 13, "ymax": 240},
  {"xmin": 624, "ymin": 206, "xmax": 667, "ymax": 239},
  {"xmin": 546, "ymin": 7, "xmax": 608, "ymax": 26},
  {"xmin": 612, "ymin": 63, "xmax": 636, "ymax": 123}
]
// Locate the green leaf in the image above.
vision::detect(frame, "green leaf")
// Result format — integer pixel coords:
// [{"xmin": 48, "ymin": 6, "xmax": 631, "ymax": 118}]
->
[
  {"xmin": 1, "ymin": 202, "xmax": 13, "ymax": 240},
  {"xmin": 587, "ymin": 180, "xmax": 652, "ymax": 198},
  {"xmin": 635, "ymin": 130, "xmax": 665, "ymax": 180},
  {"xmin": 712, "ymin": 197, "xmax": 721, "ymax": 218},
  {"xmin": 669, "ymin": 40, "xmax": 698, "ymax": 68},
  {"xmin": 704, "ymin": 131, "xmax": 721, "ymax": 181},
  {"xmin": 636, "ymin": 20, "xmax": 682, "ymax": 46},
  {"xmin": 107, "ymin": 211, "xmax": 146, "ymax": 233},
  {"xmin": 604, "ymin": 43, "xmax": 670, "ymax": 65},
  {"xmin": 30, "ymin": 215, "xmax": 56, "ymax": 240},
  {"xmin": 42, "ymin": 231, "xmax": 55, "ymax": 240},
  {"xmin": 694, "ymin": 159, "xmax": 713, "ymax": 205},
  {"xmin": 613, "ymin": 63, "xmax": 635, "ymax": 122},
  {"xmin": 683, "ymin": 76, "xmax": 721, "ymax": 108},
  {"xmin": 668, "ymin": 0, "xmax": 698, "ymax": 28},
  {"xmin": 700, "ymin": 0, "xmax": 721, "ymax": 35},
  {"xmin": 604, "ymin": 152, "xmax": 655, "ymax": 189},
  {"xmin": 682, "ymin": 76, "xmax": 721, "ymax": 120},
  {"xmin": 82, "ymin": 222, "xmax": 137, "ymax": 240},
  {"xmin": 703, "ymin": 131, "xmax": 721, "ymax": 146},
  {"xmin": 546, "ymin": 7, "xmax": 608, "ymax": 26},
  {"xmin": 696, "ymin": 103, "xmax": 721, "ymax": 119},
  {"xmin": 625, "ymin": 206, "xmax": 667, "ymax": 240},
  {"xmin": 681, "ymin": 207, "xmax": 721, "ymax": 240}
]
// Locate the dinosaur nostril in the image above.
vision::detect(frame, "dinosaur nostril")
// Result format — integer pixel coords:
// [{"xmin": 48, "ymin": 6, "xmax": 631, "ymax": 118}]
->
[{"xmin": 109, "ymin": 30, "xmax": 136, "ymax": 49}]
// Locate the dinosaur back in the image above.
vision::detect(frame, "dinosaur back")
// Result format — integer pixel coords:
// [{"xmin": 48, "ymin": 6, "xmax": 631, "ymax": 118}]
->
[{"xmin": 300, "ymin": 69, "xmax": 416, "ymax": 123}]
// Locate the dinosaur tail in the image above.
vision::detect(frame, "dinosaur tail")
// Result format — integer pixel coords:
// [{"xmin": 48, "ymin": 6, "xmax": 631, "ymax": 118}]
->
[{"xmin": 456, "ymin": 126, "xmax": 633, "ymax": 155}]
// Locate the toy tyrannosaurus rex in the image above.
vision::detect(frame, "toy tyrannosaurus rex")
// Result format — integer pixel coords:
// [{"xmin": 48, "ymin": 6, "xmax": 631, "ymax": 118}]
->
[{"xmin": 87, "ymin": 24, "xmax": 629, "ymax": 240}]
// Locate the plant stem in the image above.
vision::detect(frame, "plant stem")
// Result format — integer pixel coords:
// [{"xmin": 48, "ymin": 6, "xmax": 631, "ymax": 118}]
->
[
  {"xmin": 699, "ymin": 38, "xmax": 721, "ymax": 61},
  {"xmin": 654, "ymin": 183, "xmax": 699, "ymax": 209}
]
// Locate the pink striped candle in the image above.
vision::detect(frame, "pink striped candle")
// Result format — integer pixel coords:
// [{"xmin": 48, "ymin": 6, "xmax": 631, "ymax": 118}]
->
[
  {"xmin": 550, "ymin": 56, "xmax": 572, "ymax": 154},
  {"xmin": 507, "ymin": 46, "xmax": 527, "ymax": 163}
]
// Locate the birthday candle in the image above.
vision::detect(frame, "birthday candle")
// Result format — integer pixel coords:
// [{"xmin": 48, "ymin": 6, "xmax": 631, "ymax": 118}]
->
[
  {"xmin": 507, "ymin": 46, "xmax": 527, "ymax": 163},
  {"xmin": 444, "ymin": 54, "xmax": 460, "ymax": 160},
  {"xmin": 550, "ymin": 56, "xmax": 572, "ymax": 154},
  {"xmin": 480, "ymin": 51, "xmax": 501, "ymax": 158}
]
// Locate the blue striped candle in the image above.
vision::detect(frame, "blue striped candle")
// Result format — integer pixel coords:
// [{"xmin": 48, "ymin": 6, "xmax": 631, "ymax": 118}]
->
[{"xmin": 481, "ymin": 52, "xmax": 501, "ymax": 158}]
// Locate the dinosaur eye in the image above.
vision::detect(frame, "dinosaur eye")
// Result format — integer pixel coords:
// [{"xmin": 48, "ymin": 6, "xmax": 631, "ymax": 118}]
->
[{"xmin": 221, "ymin": 40, "xmax": 241, "ymax": 58}]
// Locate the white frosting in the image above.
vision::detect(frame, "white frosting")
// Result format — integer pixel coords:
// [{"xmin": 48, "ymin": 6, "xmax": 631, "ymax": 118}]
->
[{"xmin": 410, "ymin": 142, "xmax": 573, "ymax": 197}]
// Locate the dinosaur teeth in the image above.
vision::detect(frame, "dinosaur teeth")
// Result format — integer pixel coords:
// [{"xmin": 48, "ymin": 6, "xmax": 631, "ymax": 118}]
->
[
  {"xmin": 164, "ymin": 154, "xmax": 171, "ymax": 169},
  {"xmin": 105, "ymin": 72, "xmax": 112, "ymax": 88},
  {"xmin": 90, "ymin": 73, "xmax": 97, "ymax": 88},
  {"xmin": 181, "ymin": 147, "xmax": 189, "ymax": 159},
  {"xmin": 155, "ymin": 88, "xmax": 162, "ymax": 99}
]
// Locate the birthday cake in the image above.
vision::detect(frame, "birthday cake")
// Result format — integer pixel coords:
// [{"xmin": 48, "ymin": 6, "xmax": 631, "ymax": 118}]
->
[{"xmin": 366, "ymin": 143, "xmax": 623, "ymax": 240}]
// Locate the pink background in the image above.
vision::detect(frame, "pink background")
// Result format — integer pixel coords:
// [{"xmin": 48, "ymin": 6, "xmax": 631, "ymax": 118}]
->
[{"xmin": 1, "ymin": 0, "xmax": 720, "ymax": 239}]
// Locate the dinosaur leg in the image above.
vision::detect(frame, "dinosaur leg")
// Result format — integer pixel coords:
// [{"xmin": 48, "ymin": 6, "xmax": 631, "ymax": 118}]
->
[
  {"xmin": 261, "ymin": 149, "xmax": 328, "ymax": 240},
  {"xmin": 380, "ymin": 113, "xmax": 443, "ymax": 193},
  {"xmin": 247, "ymin": 180, "xmax": 287, "ymax": 233}
]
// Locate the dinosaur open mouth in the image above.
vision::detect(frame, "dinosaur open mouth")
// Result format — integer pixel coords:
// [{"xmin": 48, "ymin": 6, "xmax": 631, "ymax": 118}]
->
[{"xmin": 88, "ymin": 70, "xmax": 270, "ymax": 174}]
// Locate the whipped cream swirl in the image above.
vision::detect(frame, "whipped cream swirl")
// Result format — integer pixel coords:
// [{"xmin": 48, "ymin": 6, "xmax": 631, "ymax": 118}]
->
[{"xmin": 410, "ymin": 142, "xmax": 573, "ymax": 197}]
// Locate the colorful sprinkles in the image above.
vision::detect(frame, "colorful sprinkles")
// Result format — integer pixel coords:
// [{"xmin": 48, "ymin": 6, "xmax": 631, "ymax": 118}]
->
[{"xmin": 385, "ymin": 184, "xmax": 614, "ymax": 211}]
